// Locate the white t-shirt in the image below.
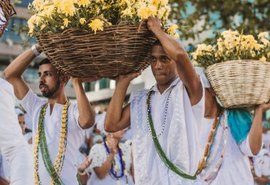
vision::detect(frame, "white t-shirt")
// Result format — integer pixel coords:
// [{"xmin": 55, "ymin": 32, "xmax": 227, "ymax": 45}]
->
[
  {"xmin": 130, "ymin": 78, "xmax": 205, "ymax": 185},
  {"xmin": 87, "ymin": 141, "xmax": 134, "ymax": 185},
  {"xmin": 197, "ymin": 114, "xmax": 256, "ymax": 185},
  {"xmin": 20, "ymin": 89, "xmax": 85, "ymax": 185}
]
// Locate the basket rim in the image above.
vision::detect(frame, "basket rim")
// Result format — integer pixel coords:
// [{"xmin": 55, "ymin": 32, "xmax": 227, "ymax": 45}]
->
[
  {"xmin": 36, "ymin": 22, "xmax": 148, "ymax": 37},
  {"xmin": 205, "ymin": 59, "xmax": 270, "ymax": 70}
]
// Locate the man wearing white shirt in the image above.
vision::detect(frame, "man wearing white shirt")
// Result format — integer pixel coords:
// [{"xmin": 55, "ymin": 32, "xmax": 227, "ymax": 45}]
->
[
  {"xmin": 104, "ymin": 17, "xmax": 204, "ymax": 185},
  {"xmin": 0, "ymin": 77, "xmax": 34, "ymax": 185},
  {"xmin": 4, "ymin": 45, "xmax": 96, "ymax": 184}
]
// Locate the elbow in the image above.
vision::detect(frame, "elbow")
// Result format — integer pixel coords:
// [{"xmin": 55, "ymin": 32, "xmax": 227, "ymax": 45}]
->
[
  {"xmin": 251, "ymin": 146, "xmax": 261, "ymax": 156},
  {"xmin": 3, "ymin": 71, "xmax": 12, "ymax": 82},
  {"xmin": 104, "ymin": 121, "xmax": 115, "ymax": 133},
  {"xmin": 95, "ymin": 172, "xmax": 107, "ymax": 180},
  {"xmin": 79, "ymin": 117, "xmax": 95, "ymax": 129}
]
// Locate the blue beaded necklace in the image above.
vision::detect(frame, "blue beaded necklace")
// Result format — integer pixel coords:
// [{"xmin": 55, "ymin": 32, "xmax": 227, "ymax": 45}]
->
[{"xmin": 103, "ymin": 137, "xmax": 125, "ymax": 179}]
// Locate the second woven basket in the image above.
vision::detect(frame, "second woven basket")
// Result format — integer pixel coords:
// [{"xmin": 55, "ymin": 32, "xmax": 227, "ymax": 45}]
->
[{"xmin": 206, "ymin": 60, "xmax": 270, "ymax": 108}]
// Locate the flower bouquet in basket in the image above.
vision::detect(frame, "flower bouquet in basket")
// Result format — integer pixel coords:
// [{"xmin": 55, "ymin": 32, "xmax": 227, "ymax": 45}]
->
[
  {"xmin": 192, "ymin": 30, "xmax": 270, "ymax": 108},
  {"xmin": 28, "ymin": 0, "xmax": 178, "ymax": 79}
]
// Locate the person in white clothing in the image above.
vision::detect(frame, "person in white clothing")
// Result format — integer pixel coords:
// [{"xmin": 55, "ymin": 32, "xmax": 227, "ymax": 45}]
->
[
  {"xmin": 253, "ymin": 148, "xmax": 270, "ymax": 185},
  {"xmin": 4, "ymin": 45, "xmax": 96, "ymax": 184},
  {"xmin": 104, "ymin": 17, "xmax": 204, "ymax": 185},
  {"xmin": 0, "ymin": 77, "xmax": 34, "ymax": 185},
  {"xmin": 85, "ymin": 130, "xmax": 134, "ymax": 185},
  {"xmin": 195, "ymin": 69, "xmax": 270, "ymax": 185}
]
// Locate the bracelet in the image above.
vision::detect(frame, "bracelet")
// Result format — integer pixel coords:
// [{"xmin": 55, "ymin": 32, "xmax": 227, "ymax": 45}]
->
[
  {"xmin": 77, "ymin": 169, "xmax": 86, "ymax": 175},
  {"xmin": 31, "ymin": 44, "xmax": 41, "ymax": 56}
]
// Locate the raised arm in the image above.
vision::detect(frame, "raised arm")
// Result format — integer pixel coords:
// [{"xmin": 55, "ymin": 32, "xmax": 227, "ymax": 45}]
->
[
  {"xmin": 4, "ymin": 45, "xmax": 41, "ymax": 99},
  {"xmin": 72, "ymin": 78, "xmax": 95, "ymax": 129},
  {"xmin": 104, "ymin": 73, "xmax": 140, "ymax": 132},
  {"xmin": 248, "ymin": 102, "xmax": 270, "ymax": 155},
  {"xmin": 147, "ymin": 17, "xmax": 202, "ymax": 105}
]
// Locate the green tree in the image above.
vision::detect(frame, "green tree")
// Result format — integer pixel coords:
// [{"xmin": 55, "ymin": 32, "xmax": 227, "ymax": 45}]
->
[{"xmin": 169, "ymin": 0, "xmax": 270, "ymax": 42}]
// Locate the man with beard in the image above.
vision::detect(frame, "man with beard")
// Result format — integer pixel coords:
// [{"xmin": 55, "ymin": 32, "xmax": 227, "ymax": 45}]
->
[{"xmin": 4, "ymin": 45, "xmax": 95, "ymax": 184}]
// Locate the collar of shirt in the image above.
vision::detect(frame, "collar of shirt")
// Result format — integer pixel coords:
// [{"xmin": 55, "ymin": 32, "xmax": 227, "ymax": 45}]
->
[{"xmin": 151, "ymin": 77, "xmax": 180, "ymax": 94}]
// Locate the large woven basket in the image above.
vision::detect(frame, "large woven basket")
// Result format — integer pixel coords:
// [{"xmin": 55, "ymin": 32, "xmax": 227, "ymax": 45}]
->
[
  {"xmin": 205, "ymin": 60, "xmax": 270, "ymax": 108},
  {"xmin": 0, "ymin": 0, "xmax": 16, "ymax": 37},
  {"xmin": 37, "ymin": 23, "xmax": 156, "ymax": 79}
]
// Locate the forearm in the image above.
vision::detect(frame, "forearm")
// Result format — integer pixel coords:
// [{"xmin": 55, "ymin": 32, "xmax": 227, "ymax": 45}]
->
[
  {"xmin": 4, "ymin": 49, "xmax": 36, "ymax": 80},
  {"xmin": 72, "ymin": 79, "xmax": 95, "ymax": 129},
  {"xmin": 104, "ymin": 81, "xmax": 129, "ymax": 132},
  {"xmin": 249, "ymin": 107, "xmax": 263, "ymax": 155},
  {"xmin": 94, "ymin": 154, "xmax": 114, "ymax": 179}
]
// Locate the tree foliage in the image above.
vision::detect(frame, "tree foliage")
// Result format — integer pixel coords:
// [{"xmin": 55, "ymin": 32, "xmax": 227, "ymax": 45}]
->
[{"xmin": 169, "ymin": 0, "xmax": 270, "ymax": 42}]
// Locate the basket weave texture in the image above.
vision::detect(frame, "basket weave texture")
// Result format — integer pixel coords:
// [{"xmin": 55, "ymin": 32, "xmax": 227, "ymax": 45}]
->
[
  {"xmin": 37, "ymin": 24, "xmax": 156, "ymax": 79},
  {"xmin": 0, "ymin": 0, "xmax": 16, "ymax": 37},
  {"xmin": 205, "ymin": 60, "xmax": 270, "ymax": 108}
]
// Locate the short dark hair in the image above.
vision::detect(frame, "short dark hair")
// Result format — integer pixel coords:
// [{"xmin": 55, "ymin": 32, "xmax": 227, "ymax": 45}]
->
[
  {"xmin": 18, "ymin": 113, "xmax": 24, "ymax": 117},
  {"xmin": 39, "ymin": 58, "xmax": 51, "ymax": 67}
]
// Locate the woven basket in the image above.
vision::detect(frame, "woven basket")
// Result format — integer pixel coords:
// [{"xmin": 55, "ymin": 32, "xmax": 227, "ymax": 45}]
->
[
  {"xmin": 37, "ymin": 23, "xmax": 156, "ymax": 79},
  {"xmin": 0, "ymin": 0, "xmax": 16, "ymax": 37},
  {"xmin": 205, "ymin": 60, "xmax": 270, "ymax": 108}
]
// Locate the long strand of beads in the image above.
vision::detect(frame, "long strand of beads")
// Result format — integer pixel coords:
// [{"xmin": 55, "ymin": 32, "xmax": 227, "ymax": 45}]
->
[
  {"xmin": 202, "ymin": 112, "xmax": 229, "ymax": 182},
  {"xmin": 147, "ymin": 88, "xmax": 173, "ymax": 138}
]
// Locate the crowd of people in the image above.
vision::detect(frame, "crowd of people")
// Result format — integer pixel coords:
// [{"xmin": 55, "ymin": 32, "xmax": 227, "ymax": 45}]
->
[{"xmin": 1, "ymin": 16, "xmax": 270, "ymax": 185}]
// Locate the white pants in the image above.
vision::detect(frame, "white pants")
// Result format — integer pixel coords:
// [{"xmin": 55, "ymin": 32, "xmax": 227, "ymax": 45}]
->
[{"xmin": 0, "ymin": 79, "xmax": 34, "ymax": 185}]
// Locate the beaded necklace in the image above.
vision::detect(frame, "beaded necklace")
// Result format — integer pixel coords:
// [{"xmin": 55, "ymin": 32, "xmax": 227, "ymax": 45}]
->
[
  {"xmin": 34, "ymin": 100, "xmax": 70, "ymax": 185},
  {"xmin": 103, "ymin": 137, "xmax": 125, "ymax": 180},
  {"xmin": 146, "ymin": 88, "xmax": 173, "ymax": 138},
  {"xmin": 201, "ymin": 111, "xmax": 229, "ymax": 182},
  {"xmin": 147, "ymin": 89, "xmax": 220, "ymax": 180}
]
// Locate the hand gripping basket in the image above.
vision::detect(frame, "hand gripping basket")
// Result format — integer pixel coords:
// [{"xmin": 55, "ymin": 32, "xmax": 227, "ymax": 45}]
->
[
  {"xmin": 205, "ymin": 60, "xmax": 270, "ymax": 108},
  {"xmin": 37, "ymin": 23, "xmax": 156, "ymax": 79},
  {"xmin": 0, "ymin": 0, "xmax": 16, "ymax": 37}
]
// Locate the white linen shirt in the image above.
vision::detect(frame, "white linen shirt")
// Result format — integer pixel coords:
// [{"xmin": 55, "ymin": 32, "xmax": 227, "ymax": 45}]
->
[
  {"xmin": 20, "ymin": 89, "xmax": 85, "ymax": 185},
  {"xmin": 0, "ymin": 78, "xmax": 34, "ymax": 185},
  {"xmin": 130, "ymin": 77, "xmax": 205, "ymax": 185}
]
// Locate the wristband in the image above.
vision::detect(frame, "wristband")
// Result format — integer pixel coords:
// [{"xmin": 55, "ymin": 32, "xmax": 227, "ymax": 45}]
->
[
  {"xmin": 78, "ymin": 169, "xmax": 86, "ymax": 175},
  {"xmin": 31, "ymin": 44, "xmax": 41, "ymax": 56}
]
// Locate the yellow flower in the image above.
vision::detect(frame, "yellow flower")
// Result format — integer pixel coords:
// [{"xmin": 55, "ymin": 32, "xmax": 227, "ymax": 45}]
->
[
  {"xmin": 259, "ymin": 56, "xmax": 267, "ymax": 62},
  {"xmin": 79, "ymin": 18, "xmax": 86, "ymax": 25},
  {"xmin": 167, "ymin": 24, "xmax": 178, "ymax": 35},
  {"xmin": 77, "ymin": 0, "xmax": 91, "ymax": 7},
  {"xmin": 137, "ymin": 5, "xmax": 157, "ymax": 19},
  {"xmin": 59, "ymin": 0, "xmax": 76, "ymax": 16},
  {"xmin": 121, "ymin": 7, "xmax": 133, "ymax": 18},
  {"xmin": 63, "ymin": 18, "xmax": 70, "ymax": 27},
  {"xmin": 152, "ymin": 0, "xmax": 160, "ymax": 6},
  {"xmin": 88, "ymin": 19, "xmax": 104, "ymax": 34}
]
